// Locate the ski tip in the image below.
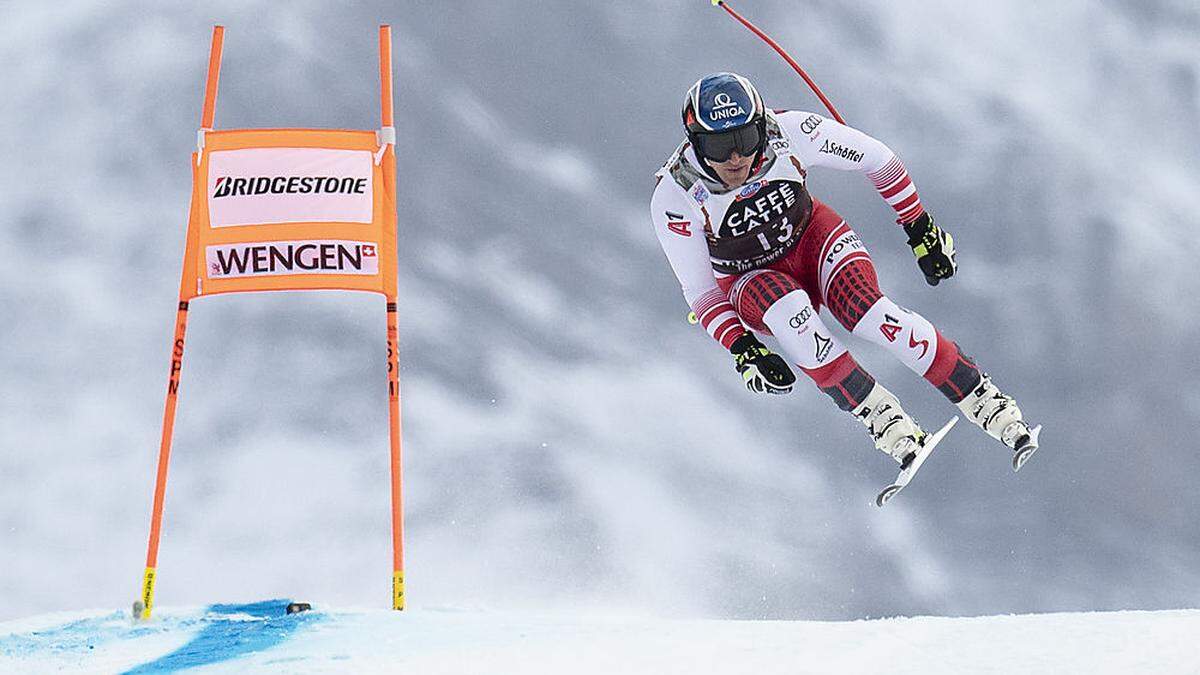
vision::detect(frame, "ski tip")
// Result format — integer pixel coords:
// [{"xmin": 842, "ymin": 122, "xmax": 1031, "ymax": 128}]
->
[
  {"xmin": 1012, "ymin": 424, "xmax": 1043, "ymax": 472},
  {"xmin": 876, "ymin": 485, "xmax": 902, "ymax": 507}
]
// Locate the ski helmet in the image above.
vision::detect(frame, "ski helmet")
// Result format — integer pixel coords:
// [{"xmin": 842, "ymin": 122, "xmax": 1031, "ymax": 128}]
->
[{"xmin": 682, "ymin": 72, "xmax": 767, "ymax": 164}]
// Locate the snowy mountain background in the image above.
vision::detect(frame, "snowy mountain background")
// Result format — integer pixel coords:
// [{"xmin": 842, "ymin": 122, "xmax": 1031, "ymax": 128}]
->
[{"xmin": 2, "ymin": 0, "xmax": 1199, "ymax": 624}]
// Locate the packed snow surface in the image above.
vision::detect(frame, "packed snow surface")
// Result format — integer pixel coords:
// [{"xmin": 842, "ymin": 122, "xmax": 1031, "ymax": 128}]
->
[{"xmin": 2, "ymin": 601, "xmax": 1197, "ymax": 674}]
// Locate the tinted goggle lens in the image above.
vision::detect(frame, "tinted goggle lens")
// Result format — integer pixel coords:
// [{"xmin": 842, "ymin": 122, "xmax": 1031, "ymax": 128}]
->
[{"xmin": 695, "ymin": 123, "xmax": 763, "ymax": 162}]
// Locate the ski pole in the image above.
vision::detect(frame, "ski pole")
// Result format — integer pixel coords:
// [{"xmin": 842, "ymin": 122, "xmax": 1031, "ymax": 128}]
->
[{"xmin": 709, "ymin": 0, "xmax": 846, "ymax": 124}]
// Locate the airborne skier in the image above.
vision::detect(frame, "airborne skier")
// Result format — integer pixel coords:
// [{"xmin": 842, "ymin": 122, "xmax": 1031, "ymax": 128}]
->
[{"xmin": 651, "ymin": 73, "xmax": 1041, "ymax": 488}]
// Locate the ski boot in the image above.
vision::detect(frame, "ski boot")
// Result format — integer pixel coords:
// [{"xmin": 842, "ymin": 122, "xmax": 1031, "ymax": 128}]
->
[
  {"xmin": 858, "ymin": 383, "xmax": 961, "ymax": 506},
  {"xmin": 956, "ymin": 374, "xmax": 1042, "ymax": 471},
  {"xmin": 855, "ymin": 384, "xmax": 926, "ymax": 468}
]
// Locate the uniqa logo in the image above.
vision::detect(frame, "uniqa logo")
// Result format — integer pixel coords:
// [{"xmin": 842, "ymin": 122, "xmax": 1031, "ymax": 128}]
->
[
  {"xmin": 713, "ymin": 92, "xmax": 738, "ymax": 109},
  {"xmin": 709, "ymin": 91, "xmax": 747, "ymax": 121}
]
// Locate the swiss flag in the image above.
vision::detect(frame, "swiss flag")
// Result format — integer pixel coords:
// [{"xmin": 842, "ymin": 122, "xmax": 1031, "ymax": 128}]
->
[{"xmin": 362, "ymin": 244, "xmax": 377, "ymax": 257}]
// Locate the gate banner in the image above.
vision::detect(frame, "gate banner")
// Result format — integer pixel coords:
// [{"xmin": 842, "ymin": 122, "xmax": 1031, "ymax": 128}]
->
[{"xmin": 180, "ymin": 128, "xmax": 397, "ymax": 299}]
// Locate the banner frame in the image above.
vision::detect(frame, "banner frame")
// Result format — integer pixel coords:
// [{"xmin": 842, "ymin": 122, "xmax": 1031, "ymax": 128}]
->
[{"xmin": 135, "ymin": 24, "xmax": 405, "ymax": 620}]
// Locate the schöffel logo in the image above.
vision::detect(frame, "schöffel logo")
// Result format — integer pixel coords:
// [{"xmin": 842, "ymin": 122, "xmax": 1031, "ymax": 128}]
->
[
  {"xmin": 212, "ymin": 175, "xmax": 367, "ymax": 199},
  {"xmin": 818, "ymin": 140, "xmax": 864, "ymax": 163},
  {"xmin": 206, "ymin": 240, "xmax": 379, "ymax": 279}
]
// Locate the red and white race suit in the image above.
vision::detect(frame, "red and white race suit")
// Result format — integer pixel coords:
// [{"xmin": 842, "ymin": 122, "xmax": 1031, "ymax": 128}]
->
[{"xmin": 651, "ymin": 110, "xmax": 981, "ymax": 411}]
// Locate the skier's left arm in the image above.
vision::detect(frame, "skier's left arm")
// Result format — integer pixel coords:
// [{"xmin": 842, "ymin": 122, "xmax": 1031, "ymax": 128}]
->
[{"xmin": 780, "ymin": 111, "xmax": 957, "ymax": 285}]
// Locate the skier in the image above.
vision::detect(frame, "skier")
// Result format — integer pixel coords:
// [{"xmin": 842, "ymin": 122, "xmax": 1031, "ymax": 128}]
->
[{"xmin": 651, "ymin": 72, "xmax": 1039, "ymax": 473}]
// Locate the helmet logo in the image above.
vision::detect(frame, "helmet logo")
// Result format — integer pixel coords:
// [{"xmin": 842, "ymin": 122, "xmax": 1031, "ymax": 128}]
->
[{"xmin": 708, "ymin": 90, "xmax": 748, "ymax": 123}]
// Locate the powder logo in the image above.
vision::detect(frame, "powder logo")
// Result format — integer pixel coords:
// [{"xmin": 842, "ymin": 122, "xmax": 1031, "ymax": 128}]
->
[
  {"xmin": 207, "ymin": 240, "xmax": 379, "ymax": 279},
  {"xmin": 824, "ymin": 232, "xmax": 864, "ymax": 266},
  {"xmin": 207, "ymin": 147, "xmax": 373, "ymax": 227}
]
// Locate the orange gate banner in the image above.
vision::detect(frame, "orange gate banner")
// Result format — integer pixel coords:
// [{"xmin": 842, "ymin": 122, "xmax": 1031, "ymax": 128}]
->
[{"xmin": 181, "ymin": 128, "xmax": 398, "ymax": 299}]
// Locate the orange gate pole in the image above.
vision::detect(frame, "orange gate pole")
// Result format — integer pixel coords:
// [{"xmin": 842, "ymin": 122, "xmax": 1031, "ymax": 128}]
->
[
  {"xmin": 135, "ymin": 302, "xmax": 190, "ymax": 620},
  {"xmin": 386, "ymin": 301, "xmax": 405, "ymax": 611},
  {"xmin": 379, "ymin": 24, "xmax": 406, "ymax": 612},
  {"xmin": 200, "ymin": 26, "xmax": 225, "ymax": 129},
  {"xmin": 135, "ymin": 25, "xmax": 224, "ymax": 621}
]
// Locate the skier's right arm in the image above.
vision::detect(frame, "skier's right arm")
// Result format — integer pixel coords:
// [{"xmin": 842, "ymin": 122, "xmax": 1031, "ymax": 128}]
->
[
  {"xmin": 649, "ymin": 177, "xmax": 746, "ymax": 350},
  {"xmin": 651, "ymin": 176, "xmax": 797, "ymax": 395}
]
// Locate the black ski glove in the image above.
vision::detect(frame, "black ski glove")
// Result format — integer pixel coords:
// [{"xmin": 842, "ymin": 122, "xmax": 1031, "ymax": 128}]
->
[
  {"xmin": 903, "ymin": 213, "xmax": 957, "ymax": 286},
  {"xmin": 730, "ymin": 333, "xmax": 796, "ymax": 395}
]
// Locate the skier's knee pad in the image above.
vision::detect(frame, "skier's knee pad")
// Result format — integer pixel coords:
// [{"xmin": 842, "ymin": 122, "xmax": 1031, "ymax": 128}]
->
[
  {"xmin": 760, "ymin": 286, "xmax": 849, "ymax": 372},
  {"xmin": 730, "ymin": 269, "xmax": 802, "ymax": 334},
  {"xmin": 851, "ymin": 295, "xmax": 940, "ymax": 376},
  {"xmin": 825, "ymin": 258, "xmax": 883, "ymax": 331}
]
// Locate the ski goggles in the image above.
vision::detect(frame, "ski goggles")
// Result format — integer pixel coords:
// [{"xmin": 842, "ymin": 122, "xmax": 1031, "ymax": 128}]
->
[{"xmin": 692, "ymin": 121, "xmax": 764, "ymax": 163}]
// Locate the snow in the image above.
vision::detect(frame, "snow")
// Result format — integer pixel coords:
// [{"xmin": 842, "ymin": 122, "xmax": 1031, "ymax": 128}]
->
[{"xmin": 2, "ymin": 603, "xmax": 1198, "ymax": 674}]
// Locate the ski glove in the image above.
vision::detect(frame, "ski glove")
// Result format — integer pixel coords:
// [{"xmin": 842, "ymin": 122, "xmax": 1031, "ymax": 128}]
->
[
  {"xmin": 730, "ymin": 333, "xmax": 796, "ymax": 395},
  {"xmin": 904, "ymin": 213, "xmax": 957, "ymax": 286}
]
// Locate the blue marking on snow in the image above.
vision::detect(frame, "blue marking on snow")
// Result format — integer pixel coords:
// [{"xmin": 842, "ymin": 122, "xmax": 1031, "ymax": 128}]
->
[
  {"xmin": 122, "ymin": 599, "xmax": 320, "ymax": 674},
  {"xmin": 0, "ymin": 611, "xmax": 144, "ymax": 658}
]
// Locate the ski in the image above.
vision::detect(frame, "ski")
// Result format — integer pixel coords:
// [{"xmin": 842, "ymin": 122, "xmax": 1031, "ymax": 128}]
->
[
  {"xmin": 1011, "ymin": 424, "xmax": 1043, "ymax": 472},
  {"xmin": 875, "ymin": 416, "xmax": 959, "ymax": 507}
]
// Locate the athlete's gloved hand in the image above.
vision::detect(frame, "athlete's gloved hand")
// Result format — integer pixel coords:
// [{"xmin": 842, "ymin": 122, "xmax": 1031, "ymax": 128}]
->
[
  {"xmin": 730, "ymin": 333, "xmax": 796, "ymax": 395},
  {"xmin": 903, "ymin": 213, "xmax": 957, "ymax": 286}
]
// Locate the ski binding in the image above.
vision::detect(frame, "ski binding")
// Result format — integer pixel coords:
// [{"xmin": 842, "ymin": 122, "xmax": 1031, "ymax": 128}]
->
[
  {"xmin": 875, "ymin": 416, "xmax": 958, "ymax": 507},
  {"xmin": 1011, "ymin": 424, "xmax": 1043, "ymax": 472}
]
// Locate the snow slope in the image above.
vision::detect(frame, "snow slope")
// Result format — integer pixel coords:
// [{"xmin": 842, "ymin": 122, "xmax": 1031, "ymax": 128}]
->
[{"xmin": 2, "ymin": 602, "xmax": 1197, "ymax": 674}]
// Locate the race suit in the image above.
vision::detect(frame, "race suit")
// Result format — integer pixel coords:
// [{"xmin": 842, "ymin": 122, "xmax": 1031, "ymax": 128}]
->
[{"xmin": 650, "ymin": 110, "xmax": 981, "ymax": 410}]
